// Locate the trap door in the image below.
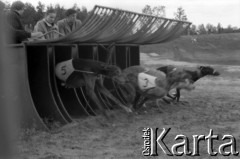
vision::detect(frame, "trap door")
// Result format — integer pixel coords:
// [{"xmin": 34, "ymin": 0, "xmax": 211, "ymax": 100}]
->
[
  {"xmin": 97, "ymin": 44, "xmax": 118, "ymax": 110},
  {"xmin": 53, "ymin": 45, "xmax": 91, "ymax": 118},
  {"xmin": 47, "ymin": 46, "xmax": 73, "ymax": 122},
  {"xmin": 75, "ymin": 44, "xmax": 101, "ymax": 115},
  {"xmin": 76, "ymin": 44, "xmax": 116, "ymax": 113},
  {"xmin": 111, "ymin": 45, "xmax": 140, "ymax": 105},
  {"xmin": 26, "ymin": 44, "xmax": 69, "ymax": 128}
]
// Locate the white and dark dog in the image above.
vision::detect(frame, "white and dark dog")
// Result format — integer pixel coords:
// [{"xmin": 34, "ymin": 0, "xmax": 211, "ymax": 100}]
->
[
  {"xmin": 118, "ymin": 65, "xmax": 195, "ymax": 109},
  {"xmin": 157, "ymin": 65, "xmax": 220, "ymax": 102},
  {"xmin": 55, "ymin": 58, "xmax": 132, "ymax": 119}
]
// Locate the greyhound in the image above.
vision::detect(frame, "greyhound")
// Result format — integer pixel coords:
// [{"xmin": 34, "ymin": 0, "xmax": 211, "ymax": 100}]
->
[
  {"xmin": 55, "ymin": 58, "xmax": 132, "ymax": 119},
  {"xmin": 118, "ymin": 65, "xmax": 195, "ymax": 109},
  {"xmin": 157, "ymin": 65, "xmax": 220, "ymax": 102}
]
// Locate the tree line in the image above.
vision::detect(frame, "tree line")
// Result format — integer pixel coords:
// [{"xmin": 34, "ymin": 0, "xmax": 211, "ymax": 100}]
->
[
  {"xmin": 2, "ymin": 1, "xmax": 89, "ymax": 31},
  {"xmin": 142, "ymin": 5, "xmax": 240, "ymax": 35},
  {"xmin": 189, "ymin": 23, "xmax": 240, "ymax": 35}
]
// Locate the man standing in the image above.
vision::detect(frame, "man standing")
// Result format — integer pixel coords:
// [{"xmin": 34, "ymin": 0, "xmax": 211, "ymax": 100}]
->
[
  {"xmin": 57, "ymin": 9, "xmax": 82, "ymax": 36},
  {"xmin": 34, "ymin": 9, "xmax": 60, "ymax": 40},
  {"xmin": 5, "ymin": 1, "xmax": 42, "ymax": 43}
]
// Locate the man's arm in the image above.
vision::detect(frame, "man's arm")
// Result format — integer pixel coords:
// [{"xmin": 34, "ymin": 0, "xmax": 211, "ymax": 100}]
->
[{"xmin": 56, "ymin": 20, "xmax": 66, "ymax": 36}]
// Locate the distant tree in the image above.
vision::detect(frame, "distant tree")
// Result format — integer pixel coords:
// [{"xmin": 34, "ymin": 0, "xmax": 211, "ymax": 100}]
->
[
  {"xmin": 78, "ymin": 6, "xmax": 89, "ymax": 22},
  {"xmin": 36, "ymin": 1, "xmax": 45, "ymax": 13},
  {"xmin": 46, "ymin": 4, "xmax": 54, "ymax": 11},
  {"xmin": 71, "ymin": 4, "xmax": 89, "ymax": 22},
  {"xmin": 3, "ymin": 1, "xmax": 10, "ymax": 10},
  {"xmin": 141, "ymin": 5, "xmax": 166, "ymax": 29},
  {"xmin": 212, "ymin": 26, "xmax": 217, "ymax": 34},
  {"xmin": 232, "ymin": 26, "xmax": 239, "ymax": 32},
  {"xmin": 189, "ymin": 24, "xmax": 197, "ymax": 35},
  {"xmin": 198, "ymin": 24, "xmax": 207, "ymax": 34},
  {"xmin": 205, "ymin": 23, "xmax": 211, "ymax": 34},
  {"xmin": 227, "ymin": 25, "xmax": 234, "ymax": 33},
  {"xmin": 152, "ymin": 6, "xmax": 166, "ymax": 17},
  {"xmin": 221, "ymin": 25, "xmax": 239, "ymax": 33},
  {"xmin": 217, "ymin": 23, "xmax": 223, "ymax": 34},
  {"xmin": 54, "ymin": 4, "xmax": 65, "ymax": 21},
  {"xmin": 174, "ymin": 7, "xmax": 188, "ymax": 21},
  {"xmin": 206, "ymin": 23, "xmax": 217, "ymax": 34},
  {"xmin": 142, "ymin": 5, "xmax": 152, "ymax": 15},
  {"xmin": 21, "ymin": 3, "xmax": 37, "ymax": 30},
  {"xmin": 142, "ymin": 5, "xmax": 166, "ymax": 17},
  {"xmin": 72, "ymin": 3, "xmax": 79, "ymax": 10},
  {"xmin": 221, "ymin": 25, "xmax": 233, "ymax": 33},
  {"xmin": 34, "ymin": 2, "xmax": 45, "ymax": 24}
]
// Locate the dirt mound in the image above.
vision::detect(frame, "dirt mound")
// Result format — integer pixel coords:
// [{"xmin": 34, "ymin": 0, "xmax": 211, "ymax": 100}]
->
[{"xmin": 141, "ymin": 33, "xmax": 240, "ymax": 65}]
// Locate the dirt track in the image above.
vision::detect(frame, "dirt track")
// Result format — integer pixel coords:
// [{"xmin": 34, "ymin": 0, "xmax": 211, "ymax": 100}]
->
[
  {"xmin": 18, "ymin": 34, "xmax": 240, "ymax": 159},
  {"xmin": 18, "ymin": 57, "xmax": 240, "ymax": 159}
]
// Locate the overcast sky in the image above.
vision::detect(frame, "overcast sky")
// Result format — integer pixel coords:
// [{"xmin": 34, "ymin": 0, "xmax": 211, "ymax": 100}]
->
[{"xmin": 6, "ymin": 0, "xmax": 240, "ymax": 27}]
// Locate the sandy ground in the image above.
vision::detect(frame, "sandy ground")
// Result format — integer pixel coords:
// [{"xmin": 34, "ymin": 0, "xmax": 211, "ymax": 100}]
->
[{"xmin": 17, "ymin": 53, "xmax": 240, "ymax": 159}]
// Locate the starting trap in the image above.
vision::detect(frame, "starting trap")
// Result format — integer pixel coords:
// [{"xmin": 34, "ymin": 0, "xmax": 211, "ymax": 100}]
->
[{"xmin": 2, "ymin": 5, "xmax": 191, "ymax": 130}]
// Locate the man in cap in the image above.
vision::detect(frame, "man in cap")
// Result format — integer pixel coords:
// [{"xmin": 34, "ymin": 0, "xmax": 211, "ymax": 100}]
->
[{"xmin": 57, "ymin": 9, "xmax": 82, "ymax": 36}]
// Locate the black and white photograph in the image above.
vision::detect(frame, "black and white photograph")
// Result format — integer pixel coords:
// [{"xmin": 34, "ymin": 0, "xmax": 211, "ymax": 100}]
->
[{"xmin": 0, "ymin": 0, "xmax": 240, "ymax": 158}]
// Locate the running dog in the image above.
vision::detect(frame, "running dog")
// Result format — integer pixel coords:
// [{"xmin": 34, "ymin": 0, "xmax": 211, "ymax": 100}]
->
[
  {"xmin": 157, "ymin": 65, "xmax": 220, "ymax": 102},
  {"xmin": 118, "ymin": 65, "xmax": 195, "ymax": 109},
  {"xmin": 55, "ymin": 58, "xmax": 132, "ymax": 119}
]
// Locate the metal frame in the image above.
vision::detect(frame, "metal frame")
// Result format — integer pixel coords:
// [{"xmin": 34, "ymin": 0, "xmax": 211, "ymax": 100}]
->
[
  {"xmin": 4, "ymin": 5, "xmax": 190, "ymax": 129},
  {"xmin": 13, "ymin": 43, "xmax": 139, "ymax": 129},
  {"xmin": 28, "ymin": 5, "xmax": 191, "ymax": 45}
]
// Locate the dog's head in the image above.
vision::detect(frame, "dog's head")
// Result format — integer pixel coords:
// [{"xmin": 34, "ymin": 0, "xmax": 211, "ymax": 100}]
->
[
  {"xmin": 198, "ymin": 66, "xmax": 220, "ymax": 76},
  {"xmin": 102, "ymin": 65, "xmax": 126, "ymax": 84}
]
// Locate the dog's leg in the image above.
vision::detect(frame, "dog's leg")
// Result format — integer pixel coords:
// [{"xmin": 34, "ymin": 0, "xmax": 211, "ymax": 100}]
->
[
  {"xmin": 143, "ymin": 87, "xmax": 166, "ymax": 100},
  {"xmin": 162, "ymin": 97, "xmax": 171, "ymax": 104},
  {"xmin": 167, "ymin": 93, "xmax": 175, "ymax": 100},
  {"xmin": 135, "ymin": 87, "xmax": 164, "ymax": 109},
  {"xmin": 176, "ymin": 88, "xmax": 181, "ymax": 102},
  {"xmin": 135, "ymin": 95, "xmax": 149, "ymax": 108},
  {"xmin": 145, "ymin": 87, "xmax": 168, "ymax": 112},
  {"xmin": 156, "ymin": 99, "xmax": 165, "ymax": 112},
  {"xmin": 132, "ymin": 92, "xmax": 142, "ymax": 109},
  {"xmin": 119, "ymin": 83, "xmax": 136, "ymax": 104},
  {"xmin": 166, "ymin": 89, "xmax": 178, "ymax": 102},
  {"xmin": 96, "ymin": 78, "xmax": 132, "ymax": 113},
  {"xmin": 117, "ymin": 83, "xmax": 137, "ymax": 110},
  {"xmin": 84, "ymin": 75, "xmax": 109, "ymax": 120}
]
